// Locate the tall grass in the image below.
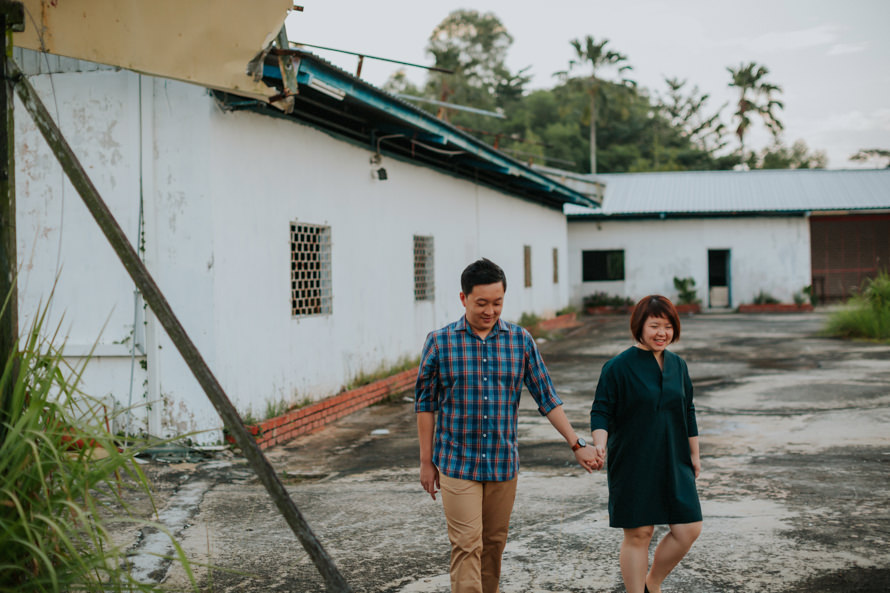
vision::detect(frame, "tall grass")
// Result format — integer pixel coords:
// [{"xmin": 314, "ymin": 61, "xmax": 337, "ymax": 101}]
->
[
  {"xmin": 0, "ymin": 304, "xmax": 195, "ymax": 592},
  {"xmin": 825, "ymin": 271, "xmax": 890, "ymax": 341}
]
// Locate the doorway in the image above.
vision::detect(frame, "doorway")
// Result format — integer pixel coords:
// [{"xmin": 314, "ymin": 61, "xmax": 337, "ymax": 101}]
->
[{"xmin": 708, "ymin": 249, "xmax": 731, "ymax": 308}]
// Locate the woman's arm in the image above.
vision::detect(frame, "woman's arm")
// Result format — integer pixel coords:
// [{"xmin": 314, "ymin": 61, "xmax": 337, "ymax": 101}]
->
[
  {"xmin": 689, "ymin": 435, "xmax": 700, "ymax": 478},
  {"xmin": 591, "ymin": 428, "xmax": 608, "ymax": 467}
]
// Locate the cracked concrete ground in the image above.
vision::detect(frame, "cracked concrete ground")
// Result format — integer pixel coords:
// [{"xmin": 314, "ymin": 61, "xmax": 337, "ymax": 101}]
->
[{"xmin": 132, "ymin": 312, "xmax": 889, "ymax": 592}]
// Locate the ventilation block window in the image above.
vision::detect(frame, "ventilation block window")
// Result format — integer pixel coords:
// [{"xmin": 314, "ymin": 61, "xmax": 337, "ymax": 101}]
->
[
  {"xmin": 414, "ymin": 235, "xmax": 435, "ymax": 301},
  {"xmin": 582, "ymin": 250, "xmax": 625, "ymax": 281},
  {"xmin": 524, "ymin": 245, "xmax": 532, "ymax": 288},
  {"xmin": 291, "ymin": 222, "xmax": 332, "ymax": 317},
  {"xmin": 552, "ymin": 247, "xmax": 559, "ymax": 284}
]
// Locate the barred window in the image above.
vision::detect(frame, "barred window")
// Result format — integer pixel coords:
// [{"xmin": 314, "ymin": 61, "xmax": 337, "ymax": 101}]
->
[
  {"xmin": 290, "ymin": 222, "xmax": 332, "ymax": 317},
  {"xmin": 414, "ymin": 235, "xmax": 435, "ymax": 301},
  {"xmin": 524, "ymin": 245, "xmax": 532, "ymax": 288}
]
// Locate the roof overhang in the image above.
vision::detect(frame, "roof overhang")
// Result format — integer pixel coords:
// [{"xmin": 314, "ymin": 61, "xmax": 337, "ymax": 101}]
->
[
  {"xmin": 216, "ymin": 50, "xmax": 598, "ymax": 210},
  {"xmin": 13, "ymin": 0, "xmax": 291, "ymax": 101}
]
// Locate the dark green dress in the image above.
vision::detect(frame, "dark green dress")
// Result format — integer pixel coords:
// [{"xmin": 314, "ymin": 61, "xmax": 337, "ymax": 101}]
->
[{"xmin": 590, "ymin": 346, "xmax": 701, "ymax": 528}]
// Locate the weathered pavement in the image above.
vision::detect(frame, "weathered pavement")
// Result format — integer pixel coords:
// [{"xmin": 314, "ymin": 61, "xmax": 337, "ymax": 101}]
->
[{"xmin": 142, "ymin": 312, "xmax": 889, "ymax": 592}]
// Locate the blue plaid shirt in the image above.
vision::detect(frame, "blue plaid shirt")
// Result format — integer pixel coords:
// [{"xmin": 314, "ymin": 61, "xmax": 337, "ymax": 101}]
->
[{"xmin": 415, "ymin": 315, "xmax": 563, "ymax": 481}]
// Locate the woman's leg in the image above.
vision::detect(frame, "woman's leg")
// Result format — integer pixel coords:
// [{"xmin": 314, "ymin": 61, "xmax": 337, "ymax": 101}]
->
[
  {"xmin": 620, "ymin": 526, "xmax": 654, "ymax": 593},
  {"xmin": 646, "ymin": 521, "xmax": 702, "ymax": 592}
]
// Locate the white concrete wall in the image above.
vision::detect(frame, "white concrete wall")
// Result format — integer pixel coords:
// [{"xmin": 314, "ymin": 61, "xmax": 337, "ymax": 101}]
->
[
  {"xmin": 567, "ymin": 217, "xmax": 811, "ymax": 308},
  {"xmin": 15, "ymin": 69, "xmax": 570, "ymax": 443},
  {"xmin": 15, "ymin": 70, "xmax": 150, "ymax": 433}
]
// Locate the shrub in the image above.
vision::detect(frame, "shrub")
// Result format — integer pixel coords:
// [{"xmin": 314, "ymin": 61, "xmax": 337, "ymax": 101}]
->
[
  {"xmin": 826, "ymin": 271, "xmax": 890, "ymax": 341},
  {"xmin": 673, "ymin": 277, "xmax": 701, "ymax": 305},
  {"xmin": 752, "ymin": 291, "xmax": 780, "ymax": 305},
  {"xmin": 583, "ymin": 292, "xmax": 633, "ymax": 308},
  {"xmin": 518, "ymin": 312, "xmax": 542, "ymax": 328}
]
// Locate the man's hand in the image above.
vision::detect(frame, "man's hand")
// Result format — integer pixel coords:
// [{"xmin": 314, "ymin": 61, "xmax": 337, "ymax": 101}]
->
[
  {"xmin": 420, "ymin": 461, "xmax": 440, "ymax": 500},
  {"xmin": 574, "ymin": 445, "xmax": 603, "ymax": 472}
]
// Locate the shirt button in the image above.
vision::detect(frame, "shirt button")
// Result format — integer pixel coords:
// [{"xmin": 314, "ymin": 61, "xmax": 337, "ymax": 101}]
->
[
  {"xmin": 483, "ymin": 377, "xmax": 487, "ymax": 381},
  {"xmin": 483, "ymin": 434, "xmax": 487, "ymax": 438},
  {"xmin": 482, "ymin": 454, "xmax": 487, "ymax": 458},
  {"xmin": 484, "ymin": 415, "xmax": 488, "ymax": 419},
  {"xmin": 483, "ymin": 358, "xmax": 487, "ymax": 363},
  {"xmin": 484, "ymin": 396, "xmax": 488, "ymax": 400}
]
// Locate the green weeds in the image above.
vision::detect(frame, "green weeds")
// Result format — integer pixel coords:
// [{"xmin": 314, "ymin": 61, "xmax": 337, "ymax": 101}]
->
[{"xmin": 825, "ymin": 271, "xmax": 890, "ymax": 342}]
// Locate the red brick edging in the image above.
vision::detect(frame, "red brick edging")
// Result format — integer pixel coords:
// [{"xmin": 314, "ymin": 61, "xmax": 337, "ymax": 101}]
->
[
  {"xmin": 226, "ymin": 367, "xmax": 418, "ymax": 450},
  {"xmin": 738, "ymin": 303, "xmax": 814, "ymax": 313}
]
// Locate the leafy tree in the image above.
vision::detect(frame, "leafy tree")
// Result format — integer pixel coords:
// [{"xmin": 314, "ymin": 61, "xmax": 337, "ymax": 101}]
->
[
  {"xmin": 849, "ymin": 148, "xmax": 890, "ymax": 168},
  {"xmin": 423, "ymin": 10, "xmax": 527, "ymax": 121},
  {"xmin": 657, "ymin": 77, "xmax": 728, "ymax": 155},
  {"xmin": 727, "ymin": 62, "xmax": 784, "ymax": 165},
  {"xmin": 750, "ymin": 140, "xmax": 827, "ymax": 169},
  {"xmin": 556, "ymin": 36, "xmax": 634, "ymax": 173}
]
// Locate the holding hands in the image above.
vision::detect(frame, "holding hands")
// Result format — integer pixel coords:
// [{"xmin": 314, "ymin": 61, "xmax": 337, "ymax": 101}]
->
[{"xmin": 574, "ymin": 441, "xmax": 605, "ymax": 472}]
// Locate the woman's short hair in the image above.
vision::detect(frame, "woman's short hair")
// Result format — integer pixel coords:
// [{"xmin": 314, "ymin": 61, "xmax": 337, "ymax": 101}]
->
[{"xmin": 629, "ymin": 295, "xmax": 681, "ymax": 343}]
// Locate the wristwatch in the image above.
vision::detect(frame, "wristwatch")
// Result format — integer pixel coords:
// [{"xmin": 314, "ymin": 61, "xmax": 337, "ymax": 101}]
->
[{"xmin": 571, "ymin": 437, "xmax": 588, "ymax": 451}]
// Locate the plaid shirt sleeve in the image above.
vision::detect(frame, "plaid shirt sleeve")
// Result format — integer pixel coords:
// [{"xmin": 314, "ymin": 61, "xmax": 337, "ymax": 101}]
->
[
  {"xmin": 521, "ymin": 328, "xmax": 562, "ymax": 415},
  {"xmin": 414, "ymin": 332, "xmax": 440, "ymax": 413}
]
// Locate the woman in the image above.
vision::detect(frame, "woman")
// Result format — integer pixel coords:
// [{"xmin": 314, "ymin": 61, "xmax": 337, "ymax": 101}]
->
[{"xmin": 590, "ymin": 295, "xmax": 702, "ymax": 593}]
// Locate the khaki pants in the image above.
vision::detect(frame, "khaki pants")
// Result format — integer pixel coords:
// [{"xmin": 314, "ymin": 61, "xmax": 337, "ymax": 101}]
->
[{"xmin": 439, "ymin": 472, "xmax": 518, "ymax": 593}]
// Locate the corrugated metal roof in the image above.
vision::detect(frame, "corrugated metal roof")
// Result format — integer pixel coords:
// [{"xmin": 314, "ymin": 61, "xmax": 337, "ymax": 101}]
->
[{"xmin": 564, "ymin": 169, "xmax": 890, "ymax": 217}]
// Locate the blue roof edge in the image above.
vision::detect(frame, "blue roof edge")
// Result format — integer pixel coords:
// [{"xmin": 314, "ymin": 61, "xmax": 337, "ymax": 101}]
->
[{"xmin": 260, "ymin": 50, "xmax": 599, "ymax": 209}]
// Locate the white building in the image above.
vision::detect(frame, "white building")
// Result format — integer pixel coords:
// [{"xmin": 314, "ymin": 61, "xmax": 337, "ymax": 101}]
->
[
  {"xmin": 555, "ymin": 168, "xmax": 890, "ymax": 309},
  {"xmin": 14, "ymin": 49, "xmax": 596, "ymax": 443}
]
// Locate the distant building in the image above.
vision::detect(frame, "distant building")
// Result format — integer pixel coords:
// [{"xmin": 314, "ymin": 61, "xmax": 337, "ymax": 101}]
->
[
  {"xmin": 14, "ymin": 48, "xmax": 595, "ymax": 443},
  {"xmin": 547, "ymin": 168, "xmax": 890, "ymax": 308}
]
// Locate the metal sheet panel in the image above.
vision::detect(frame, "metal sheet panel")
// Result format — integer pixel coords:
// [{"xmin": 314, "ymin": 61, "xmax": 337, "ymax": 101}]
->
[
  {"xmin": 13, "ymin": 0, "xmax": 291, "ymax": 100},
  {"xmin": 565, "ymin": 169, "xmax": 890, "ymax": 216}
]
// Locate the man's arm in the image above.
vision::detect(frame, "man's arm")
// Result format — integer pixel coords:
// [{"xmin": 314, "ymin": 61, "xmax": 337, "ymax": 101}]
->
[
  {"xmin": 545, "ymin": 405, "xmax": 602, "ymax": 471},
  {"xmin": 417, "ymin": 411, "xmax": 439, "ymax": 499}
]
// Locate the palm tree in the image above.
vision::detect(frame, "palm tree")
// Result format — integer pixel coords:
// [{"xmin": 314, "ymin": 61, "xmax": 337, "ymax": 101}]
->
[
  {"xmin": 558, "ymin": 36, "xmax": 633, "ymax": 174},
  {"xmin": 727, "ymin": 62, "xmax": 784, "ymax": 166}
]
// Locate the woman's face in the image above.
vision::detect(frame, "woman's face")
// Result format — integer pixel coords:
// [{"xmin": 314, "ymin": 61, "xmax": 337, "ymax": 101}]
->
[{"xmin": 638, "ymin": 315, "xmax": 674, "ymax": 353}]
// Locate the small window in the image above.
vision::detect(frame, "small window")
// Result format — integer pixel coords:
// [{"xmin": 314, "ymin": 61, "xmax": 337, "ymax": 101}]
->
[
  {"xmin": 552, "ymin": 248, "xmax": 559, "ymax": 284},
  {"xmin": 582, "ymin": 250, "xmax": 625, "ymax": 281},
  {"xmin": 414, "ymin": 235, "xmax": 435, "ymax": 301},
  {"xmin": 291, "ymin": 222, "xmax": 332, "ymax": 317},
  {"xmin": 524, "ymin": 245, "xmax": 532, "ymax": 287}
]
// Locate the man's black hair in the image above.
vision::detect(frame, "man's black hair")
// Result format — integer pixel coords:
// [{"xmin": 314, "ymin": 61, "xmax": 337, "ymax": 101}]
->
[{"xmin": 461, "ymin": 258, "xmax": 507, "ymax": 296}]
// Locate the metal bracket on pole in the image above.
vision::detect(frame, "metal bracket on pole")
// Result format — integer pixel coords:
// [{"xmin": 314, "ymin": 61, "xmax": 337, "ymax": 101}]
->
[
  {"xmin": 274, "ymin": 25, "xmax": 298, "ymax": 113},
  {"xmin": 7, "ymin": 57, "xmax": 352, "ymax": 593}
]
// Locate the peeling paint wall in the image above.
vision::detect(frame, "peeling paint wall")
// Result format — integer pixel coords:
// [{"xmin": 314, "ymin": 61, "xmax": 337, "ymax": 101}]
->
[
  {"xmin": 567, "ymin": 217, "xmax": 811, "ymax": 307},
  {"xmin": 16, "ymin": 68, "xmax": 570, "ymax": 443}
]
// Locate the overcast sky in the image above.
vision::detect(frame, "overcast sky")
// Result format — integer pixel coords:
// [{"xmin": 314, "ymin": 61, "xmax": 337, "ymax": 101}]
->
[{"xmin": 286, "ymin": 1, "xmax": 890, "ymax": 169}]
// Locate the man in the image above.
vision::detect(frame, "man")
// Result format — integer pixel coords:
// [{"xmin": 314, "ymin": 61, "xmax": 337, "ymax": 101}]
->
[{"xmin": 415, "ymin": 258, "xmax": 601, "ymax": 593}]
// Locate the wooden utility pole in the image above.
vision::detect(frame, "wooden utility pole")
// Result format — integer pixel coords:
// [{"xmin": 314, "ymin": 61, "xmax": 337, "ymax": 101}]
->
[{"xmin": 0, "ymin": 2, "xmax": 24, "ymax": 434}]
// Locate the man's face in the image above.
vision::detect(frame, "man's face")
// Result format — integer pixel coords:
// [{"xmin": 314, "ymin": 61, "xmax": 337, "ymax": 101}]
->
[{"xmin": 460, "ymin": 281, "xmax": 505, "ymax": 337}]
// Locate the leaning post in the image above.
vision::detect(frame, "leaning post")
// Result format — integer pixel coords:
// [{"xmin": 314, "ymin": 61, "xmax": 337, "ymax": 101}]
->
[{"xmin": 7, "ymin": 57, "xmax": 353, "ymax": 593}]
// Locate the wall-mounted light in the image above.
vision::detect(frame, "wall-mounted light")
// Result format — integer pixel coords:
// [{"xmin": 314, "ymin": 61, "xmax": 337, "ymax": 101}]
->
[{"xmin": 370, "ymin": 153, "xmax": 387, "ymax": 180}]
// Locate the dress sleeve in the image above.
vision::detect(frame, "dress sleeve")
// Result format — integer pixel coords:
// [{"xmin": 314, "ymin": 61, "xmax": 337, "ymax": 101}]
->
[
  {"xmin": 682, "ymin": 359, "xmax": 698, "ymax": 437},
  {"xmin": 590, "ymin": 359, "xmax": 617, "ymax": 432},
  {"xmin": 522, "ymin": 329, "xmax": 562, "ymax": 416},
  {"xmin": 414, "ymin": 332, "xmax": 440, "ymax": 413}
]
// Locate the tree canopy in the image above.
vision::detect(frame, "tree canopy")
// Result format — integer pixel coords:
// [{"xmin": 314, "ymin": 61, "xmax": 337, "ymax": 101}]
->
[{"xmin": 386, "ymin": 11, "xmax": 822, "ymax": 174}]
